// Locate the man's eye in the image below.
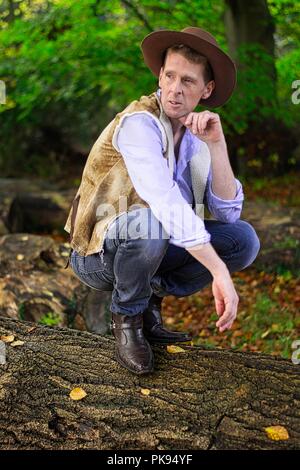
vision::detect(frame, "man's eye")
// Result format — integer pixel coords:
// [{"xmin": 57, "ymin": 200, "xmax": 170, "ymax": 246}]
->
[{"xmin": 184, "ymin": 79, "xmax": 192, "ymax": 83}]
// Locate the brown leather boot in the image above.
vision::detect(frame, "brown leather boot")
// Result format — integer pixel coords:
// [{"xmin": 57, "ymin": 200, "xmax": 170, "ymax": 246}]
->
[
  {"xmin": 143, "ymin": 294, "xmax": 192, "ymax": 344},
  {"xmin": 110, "ymin": 312, "xmax": 154, "ymax": 375}
]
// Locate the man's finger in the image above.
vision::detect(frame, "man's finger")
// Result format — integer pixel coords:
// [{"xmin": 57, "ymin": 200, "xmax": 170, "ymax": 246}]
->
[
  {"xmin": 217, "ymin": 310, "xmax": 237, "ymax": 331},
  {"xmin": 217, "ymin": 314, "xmax": 235, "ymax": 332},
  {"xmin": 216, "ymin": 301, "xmax": 236, "ymax": 327},
  {"xmin": 183, "ymin": 113, "xmax": 193, "ymax": 126},
  {"xmin": 191, "ymin": 114, "xmax": 198, "ymax": 134},
  {"xmin": 215, "ymin": 298, "xmax": 225, "ymax": 317},
  {"xmin": 178, "ymin": 114, "xmax": 191, "ymax": 126},
  {"xmin": 199, "ymin": 115, "xmax": 210, "ymax": 134},
  {"xmin": 220, "ymin": 312, "xmax": 236, "ymax": 330}
]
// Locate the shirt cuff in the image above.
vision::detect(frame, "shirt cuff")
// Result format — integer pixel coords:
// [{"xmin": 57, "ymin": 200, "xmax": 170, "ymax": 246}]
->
[
  {"xmin": 170, "ymin": 231, "xmax": 211, "ymax": 249},
  {"xmin": 207, "ymin": 178, "xmax": 244, "ymax": 204}
]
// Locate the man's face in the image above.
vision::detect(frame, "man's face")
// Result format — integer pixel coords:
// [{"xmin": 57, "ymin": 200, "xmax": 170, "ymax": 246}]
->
[{"xmin": 158, "ymin": 51, "xmax": 214, "ymax": 122}]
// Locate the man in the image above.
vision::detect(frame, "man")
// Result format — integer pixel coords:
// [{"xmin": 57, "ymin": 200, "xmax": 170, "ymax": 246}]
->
[{"xmin": 65, "ymin": 27, "xmax": 260, "ymax": 375}]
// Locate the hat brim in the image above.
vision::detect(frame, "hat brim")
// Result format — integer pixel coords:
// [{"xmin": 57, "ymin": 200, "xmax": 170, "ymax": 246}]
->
[{"xmin": 141, "ymin": 30, "xmax": 236, "ymax": 108}]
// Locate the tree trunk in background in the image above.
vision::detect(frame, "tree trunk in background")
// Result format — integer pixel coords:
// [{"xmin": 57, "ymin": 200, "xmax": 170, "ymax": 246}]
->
[
  {"xmin": 224, "ymin": 0, "xmax": 276, "ymax": 77},
  {"xmin": 224, "ymin": 0, "xmax": 280, "ymax": 175},
  {"xmin": 0, "ymin": 317, "xmax": 299, "ymax": 450}
]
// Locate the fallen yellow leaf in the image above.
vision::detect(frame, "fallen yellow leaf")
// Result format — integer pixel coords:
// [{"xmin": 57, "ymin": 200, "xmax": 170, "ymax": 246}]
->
[
  {"xmin": 11, "ymin": 340, "xmax": 24, "ymax": 347},
  {"xmin": 140, "ymin": 388, "xmax": 151, "ymax": 396},
  {"xmin": 0, "ymin": 335, "xmax": 15, "ymax": 343},
  {"xmin": 69, "ymin": 387, "xmax": 87, "ymax": 401},
  {"xmin": 167, "ymin": 345, "xmax": 186, "ymax": 354},
  {"xmin": 265, "ymin": 425, "xmax": 289, "ymax": 441},
  {"xmin": 199, "ymin": 329, "xmax": 207, "ymax": 337}
]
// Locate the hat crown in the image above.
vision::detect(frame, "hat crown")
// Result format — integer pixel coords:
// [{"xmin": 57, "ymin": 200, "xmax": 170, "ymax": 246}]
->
[{"xmin": 181, "ymin": 27, "xmax": 219, "ymax": 48}]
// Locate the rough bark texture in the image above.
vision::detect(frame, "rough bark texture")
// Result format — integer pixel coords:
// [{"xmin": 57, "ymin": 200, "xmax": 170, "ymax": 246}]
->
[{"xmin": 0, "ymin": 317, "xmax": 299, "ymax": 450}]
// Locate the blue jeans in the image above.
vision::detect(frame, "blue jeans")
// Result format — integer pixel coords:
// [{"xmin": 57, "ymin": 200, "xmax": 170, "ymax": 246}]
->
[{"xmin": 70, "ymin": 208, "xmax": 260, "ymax": 316}]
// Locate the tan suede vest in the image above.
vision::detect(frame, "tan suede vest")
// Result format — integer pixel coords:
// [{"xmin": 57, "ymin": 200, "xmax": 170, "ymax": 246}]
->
[{"xmin": 64, "ymin": 92, "xmax": 211, "ymax": 256}]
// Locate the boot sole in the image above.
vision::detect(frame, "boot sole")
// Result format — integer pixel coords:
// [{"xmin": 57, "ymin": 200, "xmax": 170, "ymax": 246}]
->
[{"xmin": 115, "ymin": 349, "xmax": 154, "ymax": 375}]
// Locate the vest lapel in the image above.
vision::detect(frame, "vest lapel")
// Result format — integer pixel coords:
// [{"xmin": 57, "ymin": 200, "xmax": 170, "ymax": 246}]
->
[
  {"xmin": 157, "ymin": 100, "xmax": 175, "ymax": 179},
  {"xmin": 190, "ymin": 141, "xmax": 211, "ymax": 218}
]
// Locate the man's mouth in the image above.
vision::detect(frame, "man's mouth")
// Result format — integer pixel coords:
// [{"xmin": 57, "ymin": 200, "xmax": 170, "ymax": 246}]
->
[{"xmin": 169, "ymin": 100, "xmax": 181, "ymax": 105}]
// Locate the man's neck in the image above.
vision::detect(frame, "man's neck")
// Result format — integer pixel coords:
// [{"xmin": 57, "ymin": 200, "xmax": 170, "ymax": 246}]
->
[
  {"xmin": 169, "ymin": 117, "xmax": 185, "ymax": 136},
  {"xmin": 171, "ymin": 119, "xmax": 186, "ymax": 145}
]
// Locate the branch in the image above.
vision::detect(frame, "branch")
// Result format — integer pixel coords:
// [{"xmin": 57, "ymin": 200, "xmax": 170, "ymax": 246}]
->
[{"xmin": 120, "ymin": 0, "xmax": 153, "ymax": 32}]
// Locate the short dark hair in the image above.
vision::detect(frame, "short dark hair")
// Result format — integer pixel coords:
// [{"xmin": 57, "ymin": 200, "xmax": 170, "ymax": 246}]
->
[{"xmin": 162, "ymin": 44, "xmax": 214, "ymax": 84}]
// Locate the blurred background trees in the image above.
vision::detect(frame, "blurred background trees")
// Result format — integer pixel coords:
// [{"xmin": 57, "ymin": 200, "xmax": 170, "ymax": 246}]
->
[
  {"xmin": 0, "ymin": 0, "xmax": 299, "ymax": 182},
  {"xmin": 1, "ymin": 1, "xmax": 300, "ymax": 360}
]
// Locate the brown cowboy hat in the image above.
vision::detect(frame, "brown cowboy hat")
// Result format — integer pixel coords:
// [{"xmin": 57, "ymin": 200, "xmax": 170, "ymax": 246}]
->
[{"xmin": 141, "ymin": 26, "xmax": 237, "ymax": 108}]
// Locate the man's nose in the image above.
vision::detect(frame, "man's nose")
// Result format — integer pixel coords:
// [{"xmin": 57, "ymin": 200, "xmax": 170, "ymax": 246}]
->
[{"xmin": 170, "ymin": 78, "xmax": 182, "ymax": 94}]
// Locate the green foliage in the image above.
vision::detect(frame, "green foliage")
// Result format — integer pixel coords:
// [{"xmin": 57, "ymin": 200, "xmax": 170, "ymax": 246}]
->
[
  {"xmin": 243, "ymin": 292, "xmax": 298, "ymax": 359},
  {"xmin": 223, "ymin": 44, "xmax": 279, "ymax": 134},
  {"xmin": 0, "ymin": 0, "xmax": 299, "ymax": 177},
  {"xmin": 38, "ymin": 311, "xmax": 61, "ymax": 326}
]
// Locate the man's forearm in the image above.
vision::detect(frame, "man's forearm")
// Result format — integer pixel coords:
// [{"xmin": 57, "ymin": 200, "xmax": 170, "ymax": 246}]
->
[
  {"xmin": 186, "ymin": 242, "xmax": 229, "ymax": 278},
  {"xmin": 207, "ymin": 137, "xmax": 236, "ymax": 200}
]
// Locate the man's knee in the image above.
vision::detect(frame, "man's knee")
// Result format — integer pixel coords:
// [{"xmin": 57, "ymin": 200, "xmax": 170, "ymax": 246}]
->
[{"xmin": 236, "ymin": 219, "xmax": 260, "ymax": 265}]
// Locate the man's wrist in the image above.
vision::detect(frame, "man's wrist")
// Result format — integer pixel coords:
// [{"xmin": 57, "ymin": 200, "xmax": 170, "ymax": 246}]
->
[
  {"xmin": 211, "ymin": 261, "xmax": 230, "ymax": 278},
  {"xmin": 207, "ymin": 135, "xmax": 227, "ymax": 150}
]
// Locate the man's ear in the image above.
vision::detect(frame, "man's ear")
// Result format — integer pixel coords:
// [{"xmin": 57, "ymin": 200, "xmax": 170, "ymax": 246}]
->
[{"xmin": 202, "ymin": 80, "xmax": 215, "ymax": 99}]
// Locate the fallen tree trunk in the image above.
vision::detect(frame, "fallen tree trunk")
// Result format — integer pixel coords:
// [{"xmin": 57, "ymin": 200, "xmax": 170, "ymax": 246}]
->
[{"xmin": 0, "ymin": 317, "xmax": 299, "ymax": 450}]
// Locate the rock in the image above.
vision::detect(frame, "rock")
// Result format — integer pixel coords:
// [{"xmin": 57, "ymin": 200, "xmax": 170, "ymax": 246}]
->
[
  {"xmin": 0, "ymin": 233, "xmax": 111, "ymax": 334},
  {"xmin": 0, "ymin": 178, "xmax": 76, "ymax": 236},
  {"xmin": 6, "ymin": 190, "xmax": 75, "ymax": 234}
]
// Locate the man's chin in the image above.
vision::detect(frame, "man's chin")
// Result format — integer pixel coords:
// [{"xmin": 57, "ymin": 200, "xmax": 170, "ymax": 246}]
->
[{"xmin": 163, "ymin": 106, "xmax": 187, "ymax": 120}]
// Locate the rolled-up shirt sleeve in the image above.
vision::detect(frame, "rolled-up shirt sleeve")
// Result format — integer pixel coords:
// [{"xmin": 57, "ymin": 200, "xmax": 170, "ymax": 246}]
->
[
  {"xmin": 115, "ymin": 114, "xmax": 211, "ymax": 248},
  {"xmin": 205, "ymin": 167, "xmax": 244, "ymax": 222}
]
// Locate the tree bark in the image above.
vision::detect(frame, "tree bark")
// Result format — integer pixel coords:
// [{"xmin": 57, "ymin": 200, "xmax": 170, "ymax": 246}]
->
[
  {"xmin": 223, "ymin": 0, "xmax": 285, "ymax": 176},
  {"xmin": 224, "ymin": 0, "xmax": 276, "ymax": 75},
  {"xmin": 0, "ymin": 317, "xmax": 299, "ymax": 450}
]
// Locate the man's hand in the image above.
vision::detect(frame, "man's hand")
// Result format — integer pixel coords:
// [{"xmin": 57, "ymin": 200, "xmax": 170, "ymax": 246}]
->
[
  {"xmin": 179, "ymin": 111, "xmax": 224, "ymax": 144},
  {"xmin": 186, "ymin": 242, "xmax": 239, "ymax": 333},
  {"xmin": 212, "ymin": 273, "xmax": 239, "ymax": 332}
]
